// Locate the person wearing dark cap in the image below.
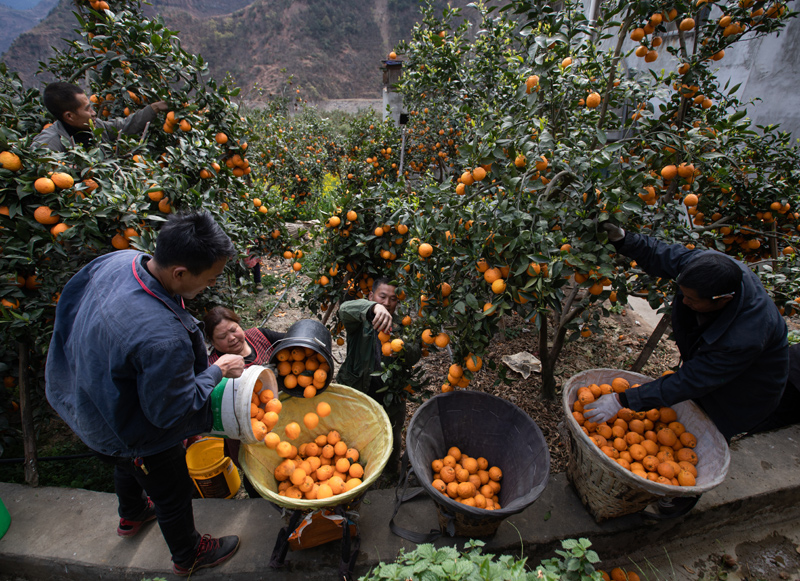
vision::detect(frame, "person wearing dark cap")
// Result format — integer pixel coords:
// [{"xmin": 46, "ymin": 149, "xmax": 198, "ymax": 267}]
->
[
  {"xmin": 584, "ymin": 225, "xmax": 791, "ymax": 516},
  {"xmin": 33, "ymin": 81, "xmax": 168, "ymax": 152},
  {"xmin": 585, "ymin": 225, "xmax": 789, "ymax": 440}
]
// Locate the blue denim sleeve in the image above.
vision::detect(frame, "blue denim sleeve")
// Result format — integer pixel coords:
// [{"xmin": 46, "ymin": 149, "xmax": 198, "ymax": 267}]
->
[{"xmin": 134, "ymin": 338, "xmax": 222, "ymax": 429}]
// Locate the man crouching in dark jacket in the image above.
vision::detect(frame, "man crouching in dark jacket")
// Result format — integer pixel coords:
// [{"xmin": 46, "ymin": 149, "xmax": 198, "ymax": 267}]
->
[{"xmin": 585, "ymin": 226, "xmax": 791, "ymax": 517}]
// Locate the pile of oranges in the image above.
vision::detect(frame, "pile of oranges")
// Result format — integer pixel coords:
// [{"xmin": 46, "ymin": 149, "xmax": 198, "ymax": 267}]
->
[
  {"xmin": 248, "ymin": 378, "xmax": 283, "ymax": 441},
  {"xmin": 274, "ymin": 347, "xmax": 331, "ymax": 396},
  {"xmin": 429, "ymin": 446, "xmax": 503, "ymax": 510},
  {"xmin": 598, "ymin": 567, "xmax": 641, "ymax": 581},
  {"xmin": 571, "ymin": 378, "xmax": 699, "ymax": 487},
  {"xmin": 272, "ymin": 423, "xmax": 365, "ymax": 501}
]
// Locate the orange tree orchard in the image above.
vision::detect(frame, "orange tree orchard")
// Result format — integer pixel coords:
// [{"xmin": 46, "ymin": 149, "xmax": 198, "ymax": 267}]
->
[
  {"xmin": 302, "ymin": 0, "xmax": 800, "ymax": 400},
  {"xmin": 0, "ymin": 0, "xmax": 285, "ymax": 468}
]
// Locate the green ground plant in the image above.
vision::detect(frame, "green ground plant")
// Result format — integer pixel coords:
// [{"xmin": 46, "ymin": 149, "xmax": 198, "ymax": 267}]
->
[{"xmin": 359, "ymin": 538, "xmax": 605, "ymax": 581}]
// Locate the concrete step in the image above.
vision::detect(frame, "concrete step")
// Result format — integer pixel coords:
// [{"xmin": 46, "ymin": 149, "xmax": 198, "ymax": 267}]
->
[{"xmin": 0, "ymin": 424, "xmax": 798, "ymax": 580}]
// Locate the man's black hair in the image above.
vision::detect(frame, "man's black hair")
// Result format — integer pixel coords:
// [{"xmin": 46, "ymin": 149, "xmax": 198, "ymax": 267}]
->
[
  {"xmin": 154, "ymin": 212, "xmax": 236, "ymax": 275},
  {"xmin": 676, "ymin": 252, "xmax": 743, "ymax": 298},
  {"xmin": 371, "ymin": 277, "xmax": 395, "ymax": 294},
  {"xmin": 43, "ymin": 82, "xmax": 86, "ymax": 122}
]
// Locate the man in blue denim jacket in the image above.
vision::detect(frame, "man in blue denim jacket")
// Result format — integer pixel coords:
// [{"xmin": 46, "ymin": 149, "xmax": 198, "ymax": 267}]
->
[{"xmin": 46, "ymin": 212, "xmax": 245, "ymax": 576}]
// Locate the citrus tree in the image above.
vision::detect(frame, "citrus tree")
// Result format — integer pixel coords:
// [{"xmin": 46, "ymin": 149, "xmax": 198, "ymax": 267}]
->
[
  {"xmin": 388, "ymin": 0, "xmax": 799, "ymax": 398},
  {"xmin": 0, "ymin": 0, "xmax": 285, "ymax": 478}
]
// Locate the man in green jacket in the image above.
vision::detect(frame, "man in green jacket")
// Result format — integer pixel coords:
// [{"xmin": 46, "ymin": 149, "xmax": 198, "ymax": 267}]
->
[
  {"xmin": 336, "ymin": 278, "xmax": 420, "ymax": 472},
  {"xmin": 33, "ymin": 81, "xmax": 167, "ymax": 152}
]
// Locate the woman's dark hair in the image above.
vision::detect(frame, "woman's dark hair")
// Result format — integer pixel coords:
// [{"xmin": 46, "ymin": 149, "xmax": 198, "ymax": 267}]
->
[
  {"xmin": 677, "ymin": 252, "xmax": 743, "ymax": 298},
  {"xmin": 153, "ymin": 212, "xmax": 236, "ymax": 275},
  {"xmin": 203, "ymin": 306, "xmax": 240, "ymax": 341},
  {"xmin": 43, "ymin": 82, "xmax": 85, "ymax": 122}
]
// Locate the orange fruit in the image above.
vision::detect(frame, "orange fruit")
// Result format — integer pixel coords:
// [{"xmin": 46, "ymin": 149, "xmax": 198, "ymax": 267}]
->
[
  {"xmin": 610, "ymin": 568, "xmax": 628, "ymax": 581},
  {"xmin": 434, "ymin": 333, "xmax": 450, "ymax": 348},
  {"xmin": 284, "ymin": 422, "xmax": 301, "ymax": 440},
  {"xmin": 34, "ymin": 177, "xmax": 56, "ymax": 194},
  {"xmin": 147, "ymin": 189, "xmax": 164, "ymax": 202},
  {"xmin": 317, "ymin": 401, "xmax": 331, "ymax": 417},
  {"xmin": 50, "ymin": 222, "xmax": 69, "ymax": 237},
  {"xmin": 657, "ymin": 428, "xmax": 677, "ymax": 447},
  {"xmin": 660, "ymin": 165, "xmax": 678, "ymax": 180},
  {"xmin": 303, "ymin": 412, "xmax": 319, "ymax": 430},
  {"xmin": 611, "ymin": 377, "xmax": 629, "ymax": 392},
  {"xmin": 264, "ymin": 432, "xmax": 280, "ymax": 449},
  {"xmin": 419, "ymin": 243, "xmax": 433, "ymax": 257},
  {"xmin": 421, "ymin": 329, "xmax": 435, "ymax": 344},
  {"xmin": 676, "ymin": 448, "xmax": 698, "ymax": 465},
  {"xmin": 316, "ymin": 484, "xmax": 333, "ymax": 499},
  {"xmin": 586, "ymin": 92, "xmax": 601, "ymax": 108},
  {"xmin": 51, "ymin": 172, "xmax": 74, "ymax": 189},
  {"xmin": 251, "ymin": 419, "xmax": 267, "ymax": 441},
  {"xmin": 33, "ymin": 206, "xmax": 59, "ymax": 225},
  {"xmin": 0, "ymin": 151, "xmax": 22, "ymax": 171}
]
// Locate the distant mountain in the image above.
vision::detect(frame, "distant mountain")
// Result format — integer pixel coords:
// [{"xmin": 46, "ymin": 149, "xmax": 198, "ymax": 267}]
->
[
  {"xmin": 0, "ymin": 0, "xmax": 59, "ymax": 56},
  {"xmin": 1, "ymin": 0, "xmax": 474, "ymax": 100}
]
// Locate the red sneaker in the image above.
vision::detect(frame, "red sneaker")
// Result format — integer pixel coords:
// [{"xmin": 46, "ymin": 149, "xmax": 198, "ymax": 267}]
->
[{"xmin": 117, "ymin": 498, "xmax": 157, "ymax": 537}]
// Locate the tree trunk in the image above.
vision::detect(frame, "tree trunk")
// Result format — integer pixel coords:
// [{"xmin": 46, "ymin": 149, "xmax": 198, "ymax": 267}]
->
[
  {"xmin": 631, "ymin": 313, "xmax": 671, "ymax": 373},
  {"xmin": 19, "ymin": 341, "xmax": 38, "ymax": 487},
  {"xmin": 539, "ymin": 315, "xmax": 557, "ymax": 400}
]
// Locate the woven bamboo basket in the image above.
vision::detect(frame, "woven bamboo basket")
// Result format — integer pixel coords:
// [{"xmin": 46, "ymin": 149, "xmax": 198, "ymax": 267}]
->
[{"xmin": 563, "ymin": 369, "xmax": 730, "ymax": 522}]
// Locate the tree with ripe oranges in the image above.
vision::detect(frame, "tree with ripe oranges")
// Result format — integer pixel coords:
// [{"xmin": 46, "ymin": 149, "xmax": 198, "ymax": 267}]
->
[
  {"xmin": 386, "ymin": 0, "xmax": 800, "ymax": 398},
  {"xmin": 0, "ymin": 0, "xmax": 287, "ymax": 481}
]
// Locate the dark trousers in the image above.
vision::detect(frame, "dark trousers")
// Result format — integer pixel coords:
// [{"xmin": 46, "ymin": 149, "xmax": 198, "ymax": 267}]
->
[
  {"xmin": 251, "ymin": 263, "xmax": 261, "ymax": 285},
  {"xmin": 97, "ymin": 444, "xmax": 201, "ymax": 565}
]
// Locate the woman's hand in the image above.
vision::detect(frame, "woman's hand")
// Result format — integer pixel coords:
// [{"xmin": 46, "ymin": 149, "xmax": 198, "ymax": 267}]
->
[{"xmin": 214, "ymin": 354, "xmax": 245, "ymax": 378}]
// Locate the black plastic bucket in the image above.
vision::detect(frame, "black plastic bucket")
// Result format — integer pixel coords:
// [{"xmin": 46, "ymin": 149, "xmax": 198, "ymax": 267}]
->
[
  {"xmin": 406, "ymin": 390, "xmax": 550, "ymax": 536},
  {"xmin": 267, "ymin": 319, "xmax": 335, "ymax": 398}
]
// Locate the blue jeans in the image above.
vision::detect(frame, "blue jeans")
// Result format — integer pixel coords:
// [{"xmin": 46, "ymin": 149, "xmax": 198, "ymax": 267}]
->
[{"xmin": 97, "ymin": 444, "xmax": 201, "ymax": 565}]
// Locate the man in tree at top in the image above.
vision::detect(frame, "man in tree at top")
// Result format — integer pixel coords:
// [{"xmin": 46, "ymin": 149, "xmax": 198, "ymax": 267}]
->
[{"xmin": 33, "ymin": 81, "xmax": 168, "ymax": 152}]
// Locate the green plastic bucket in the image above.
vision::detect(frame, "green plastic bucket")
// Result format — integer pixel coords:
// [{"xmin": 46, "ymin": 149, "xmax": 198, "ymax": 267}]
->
[{"xmin": 0, "ymin": 497, "xmax": 10, "ymax": 539}]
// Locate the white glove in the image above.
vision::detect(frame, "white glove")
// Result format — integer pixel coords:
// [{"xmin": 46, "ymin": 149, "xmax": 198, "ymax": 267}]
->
[
  {"xmin": 602, "ymin": 223, "xmax": 625, "ymax": 242},
  {"xmin": 583, "ymin": 393, "xmax": 622, "ymax": 423}
]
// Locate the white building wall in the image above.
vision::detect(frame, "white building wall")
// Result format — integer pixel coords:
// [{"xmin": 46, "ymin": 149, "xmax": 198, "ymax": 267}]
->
[{"xmin": 584, "ymin": 1, "xmax": 800, "ymax": 142}]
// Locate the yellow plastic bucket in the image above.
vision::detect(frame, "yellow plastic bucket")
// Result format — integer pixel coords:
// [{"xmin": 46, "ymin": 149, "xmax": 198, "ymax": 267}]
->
[{"xmin": 185, "ymin": 437, "xmax": 241, "ymax": 499}]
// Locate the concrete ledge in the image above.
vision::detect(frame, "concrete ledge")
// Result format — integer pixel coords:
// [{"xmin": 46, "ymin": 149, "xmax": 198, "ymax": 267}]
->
[{"xmin": 1, "ymin": 424, "xmax": 798, "ymax": 580}]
